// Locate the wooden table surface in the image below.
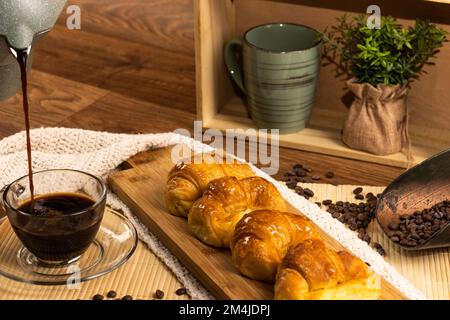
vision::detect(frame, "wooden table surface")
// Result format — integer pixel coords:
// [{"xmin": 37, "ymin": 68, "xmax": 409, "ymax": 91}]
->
[{"xmin": 0, "ymin": 0, "xmax": 404, "ymax": 185}]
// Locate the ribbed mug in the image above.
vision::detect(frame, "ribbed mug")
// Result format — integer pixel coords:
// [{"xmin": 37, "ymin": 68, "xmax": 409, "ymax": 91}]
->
[{"xmin": 224, "ymin": 23, "xmax": 322, "ymax": 134}]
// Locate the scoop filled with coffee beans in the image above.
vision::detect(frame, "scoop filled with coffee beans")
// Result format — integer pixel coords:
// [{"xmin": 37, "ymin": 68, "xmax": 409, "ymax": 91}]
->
[{"xmin": 376, "ymin": 149, "xmax": 450, "ymax": 250}]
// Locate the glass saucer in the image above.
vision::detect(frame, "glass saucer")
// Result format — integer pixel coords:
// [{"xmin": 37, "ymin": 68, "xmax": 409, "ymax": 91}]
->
[{"xmin": 0, "ymin": 208, "xmax": 137, "ymax": 285}]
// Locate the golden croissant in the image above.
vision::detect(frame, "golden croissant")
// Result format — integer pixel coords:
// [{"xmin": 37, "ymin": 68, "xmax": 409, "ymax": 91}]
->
[
  {"xmin": 275, "ymin": 239, "xmax": 380, "ymax": 300},
  {"xmin": 188, "ymin": 177, "xmax": 286, "ymax": 248},
  {"xmin": 165, "ymin": 157, "xmax": 254, "ymax": 217},
  {"xmin": 231, "ymin": 210, "xmax": 321, "ymax": 282}
]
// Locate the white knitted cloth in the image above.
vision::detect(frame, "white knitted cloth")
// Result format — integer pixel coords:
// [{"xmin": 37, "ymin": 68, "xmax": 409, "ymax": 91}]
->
[{"xmin": 0, "ymin": 128, "xmax": 425, "ymax": 300}]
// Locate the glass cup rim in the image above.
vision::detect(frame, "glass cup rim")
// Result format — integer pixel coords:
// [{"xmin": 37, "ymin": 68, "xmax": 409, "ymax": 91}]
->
[
  {"xmin": 243, "ymin": 22, "xmax": 322, "ymax": 54},
  {"xmin": 2, "ymin": 169, "xmax": 107, "ymax": 218}
]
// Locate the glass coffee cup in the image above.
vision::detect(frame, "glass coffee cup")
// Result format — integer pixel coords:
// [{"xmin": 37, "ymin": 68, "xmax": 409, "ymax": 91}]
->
[{"xmin": 1, "ymin": 169, "xmax": 107, "ymax": 266}]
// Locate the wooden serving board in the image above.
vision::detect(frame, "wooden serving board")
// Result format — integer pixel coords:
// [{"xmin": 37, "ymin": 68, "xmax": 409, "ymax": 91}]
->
[{"xmin": 108, "ymin": 147, "xmax": 406, "ymax": 300}]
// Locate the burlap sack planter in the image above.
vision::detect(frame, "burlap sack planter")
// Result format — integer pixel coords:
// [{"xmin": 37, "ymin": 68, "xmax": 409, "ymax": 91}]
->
[{"xmin": 342, "ymin": 79, "xmax": 409, "ymax": 156}]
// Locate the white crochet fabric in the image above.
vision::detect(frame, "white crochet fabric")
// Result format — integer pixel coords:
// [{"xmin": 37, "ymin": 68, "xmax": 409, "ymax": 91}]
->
[{"xmin": 0, "ymin": 128, "xmax": 425, "ymax": 300}]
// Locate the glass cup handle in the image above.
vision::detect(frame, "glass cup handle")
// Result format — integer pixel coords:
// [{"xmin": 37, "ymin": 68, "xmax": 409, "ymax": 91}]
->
[{"xmin": 0, "ymin": 185, "xmax": 6, "ymax": 222}]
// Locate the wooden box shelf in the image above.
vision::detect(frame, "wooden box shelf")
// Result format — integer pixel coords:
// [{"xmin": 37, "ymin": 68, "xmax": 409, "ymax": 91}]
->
[{"xmin": 194, "ymin": 0, "xmax": 450, "ymax": 168}]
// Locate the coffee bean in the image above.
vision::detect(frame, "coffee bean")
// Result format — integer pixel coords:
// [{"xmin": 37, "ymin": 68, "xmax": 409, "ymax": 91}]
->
[
  {"xmin": 286, "ymin": 181, "xmax": 297, "ymax": 189},
  {"xmin": 325, "ymin": 171, "xmax": 334, "ymax": 179},
  {"xmin": 311, "ymin": 175, "xmax": 321, "ymax": 181},
  {"xmin": 372, "ymin": 242, "xmax": 382, "ymax": 249},
  {"xmin": 357, "ymin": 213, "xmax": 366, "ymax": 222},
  {"xmin": 175, "ymin": 288, "xmax": 187, "ymax": 296},
  {"xmin": 372, "ymin": 242, "xmax": 386, "ymax": 256},
  {"xmin": 377, "ymin": 247, "xmax": 386, "ymax": 256},
  {"xmin": 315, "ymin": 202, "xmax": 322, "ymax": 207},
  {"xmin": 332, "ymin": 212, "xmax": 341, "ymax": 219},
  {"xmin": 107, "ymin": 290, "xmax": 117, "ymax": 299},
  {"xmin": 366, "ymin": 192, "xmax": 375, "ymax": 199},
  {"xmin": 322, "ymin": 199, "xmax": 332, "ymax": 206},
  {"xmin": 303, "ymin": 165, "xmax": 312, "ymax": 172},
  {"xmin": 434, "ymin": 212, "xmax": 443, "ymax": 219},
  {"xmin": 410, "ymin": 234, "xmax": 420, "ymax": 241},
  {"xmin": 154, "ymin": 290, "xmax": 164, "ymax": 299},
  {"xmin": 294, "ymin": 168, "xmax": 307, "ymax": 177},
  {"xmin": 353, "ymin": 187, "xmax": 363, "ymax": 195},
  {"xmin": 286, "ymin": 170, "xmax": 296, "ymax": 176},
  {"xmin": 407, "ymin": 239, "xmax": 418, "ymax": 247},
  {"xmin": 303, "ymin": 188, "xmax": 314, "ymax": 197},
  {"xmin": 295, "ymin": 186, "xmax": 304, "ymax": 193},
  {"xmin": 388, "ymin": 222, "xmax": 399, "ymax": 230},
  {"xmin": 122, "ymin": 295, "xmax": 133, "ymax": 300},
  {"xmin": 432, "ymin": 224, "xmax": 441, "ymax": 232},
  {"xmin": 355, "ymin": 194, "xmax": 364, "ymax": 200},
  {"xmin": 92, "ymin": 294, "xmax": 104, "ymax": 300}
]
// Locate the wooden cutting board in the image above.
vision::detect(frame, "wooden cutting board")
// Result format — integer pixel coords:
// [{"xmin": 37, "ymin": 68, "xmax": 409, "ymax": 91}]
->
[{"xmin": 108, "ymin": 147, "xmax": 406, "ymax": 300}]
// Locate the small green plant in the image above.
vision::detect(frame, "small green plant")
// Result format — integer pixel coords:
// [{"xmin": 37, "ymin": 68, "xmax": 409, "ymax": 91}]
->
[{"xmin": 322, "ymin": 15, "xmax": 447, "ymax": 86}]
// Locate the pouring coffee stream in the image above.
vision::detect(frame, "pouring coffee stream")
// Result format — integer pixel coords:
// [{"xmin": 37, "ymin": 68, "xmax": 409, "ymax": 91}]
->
[{"xmin": 9, "ymin": 46, "xmax": 35, "ymax": 204}]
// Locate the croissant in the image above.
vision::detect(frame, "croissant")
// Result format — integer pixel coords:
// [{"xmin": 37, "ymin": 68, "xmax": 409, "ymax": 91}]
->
[
  {"xmin": 275, "ymin": 239, "xmax": 380, "ymax": 300},
  {"xmin": 188, "ymin": 177, "xmax": 286, "ymax": 248},
  {"xmin": 231, "ymin": 210, "xmax": 321, "ymax": 282},
  {"xmin": 165, "ymin": 157, "xmax": 254, "ymax": 217}
]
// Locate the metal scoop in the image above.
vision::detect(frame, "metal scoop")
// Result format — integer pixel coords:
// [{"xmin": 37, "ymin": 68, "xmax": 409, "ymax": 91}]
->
[{"xmin": 376, "ymin": 148, "xmax": 450, "ymax": 250}]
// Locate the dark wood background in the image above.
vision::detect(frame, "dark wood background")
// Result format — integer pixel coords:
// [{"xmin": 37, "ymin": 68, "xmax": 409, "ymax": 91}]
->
[{"xmin": 0, "ymin": 0, "xmax": 404, "ymax": 185}]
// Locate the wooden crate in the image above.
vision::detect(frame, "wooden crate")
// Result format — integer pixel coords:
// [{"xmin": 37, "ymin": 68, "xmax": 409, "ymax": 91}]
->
[{"xmin": 194, "ymin": 0, "xmax": 450, "ymax": 168}]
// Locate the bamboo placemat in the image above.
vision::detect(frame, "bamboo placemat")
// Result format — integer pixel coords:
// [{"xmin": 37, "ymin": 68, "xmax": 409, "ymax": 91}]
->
[{"xmin": 0, "ymin": 184, "xmax": 448, "ymax": 300}]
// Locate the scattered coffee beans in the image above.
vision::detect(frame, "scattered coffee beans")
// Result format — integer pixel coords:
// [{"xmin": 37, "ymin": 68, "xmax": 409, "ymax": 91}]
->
[
  {"xmin": 154, "ymin": 289, "xmax": 164, "ymax": 299},
  {"xmin": 175, "ymin": 288, "xmax": 188, "ymax": 296},
  {"xmin": 291, "ymin": 185, "xmax": 315, "ymax": 200},
  {"xmin": 283, "ymin": 166, "xmax": 389, "ymax": 256},
  {"xmin": 106, "ymin": 290, "xmax": 117, "ymax": 299},
  {"xmin": 387, "ymin": 200, "xmax": 450, "ymax": 247},
  {"xmin": 320, "ymin": 192, "xmax": 387, "ymax": 256},
  {"xmin": 283, "ymin": 164, "xmax": 338, "ymax": 198}
]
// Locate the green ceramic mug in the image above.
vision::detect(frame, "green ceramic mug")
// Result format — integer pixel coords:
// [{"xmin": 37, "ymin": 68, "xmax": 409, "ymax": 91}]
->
[{"xmin": 224, "ymin": 23, "xmax": 322, "ymax": 134}]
